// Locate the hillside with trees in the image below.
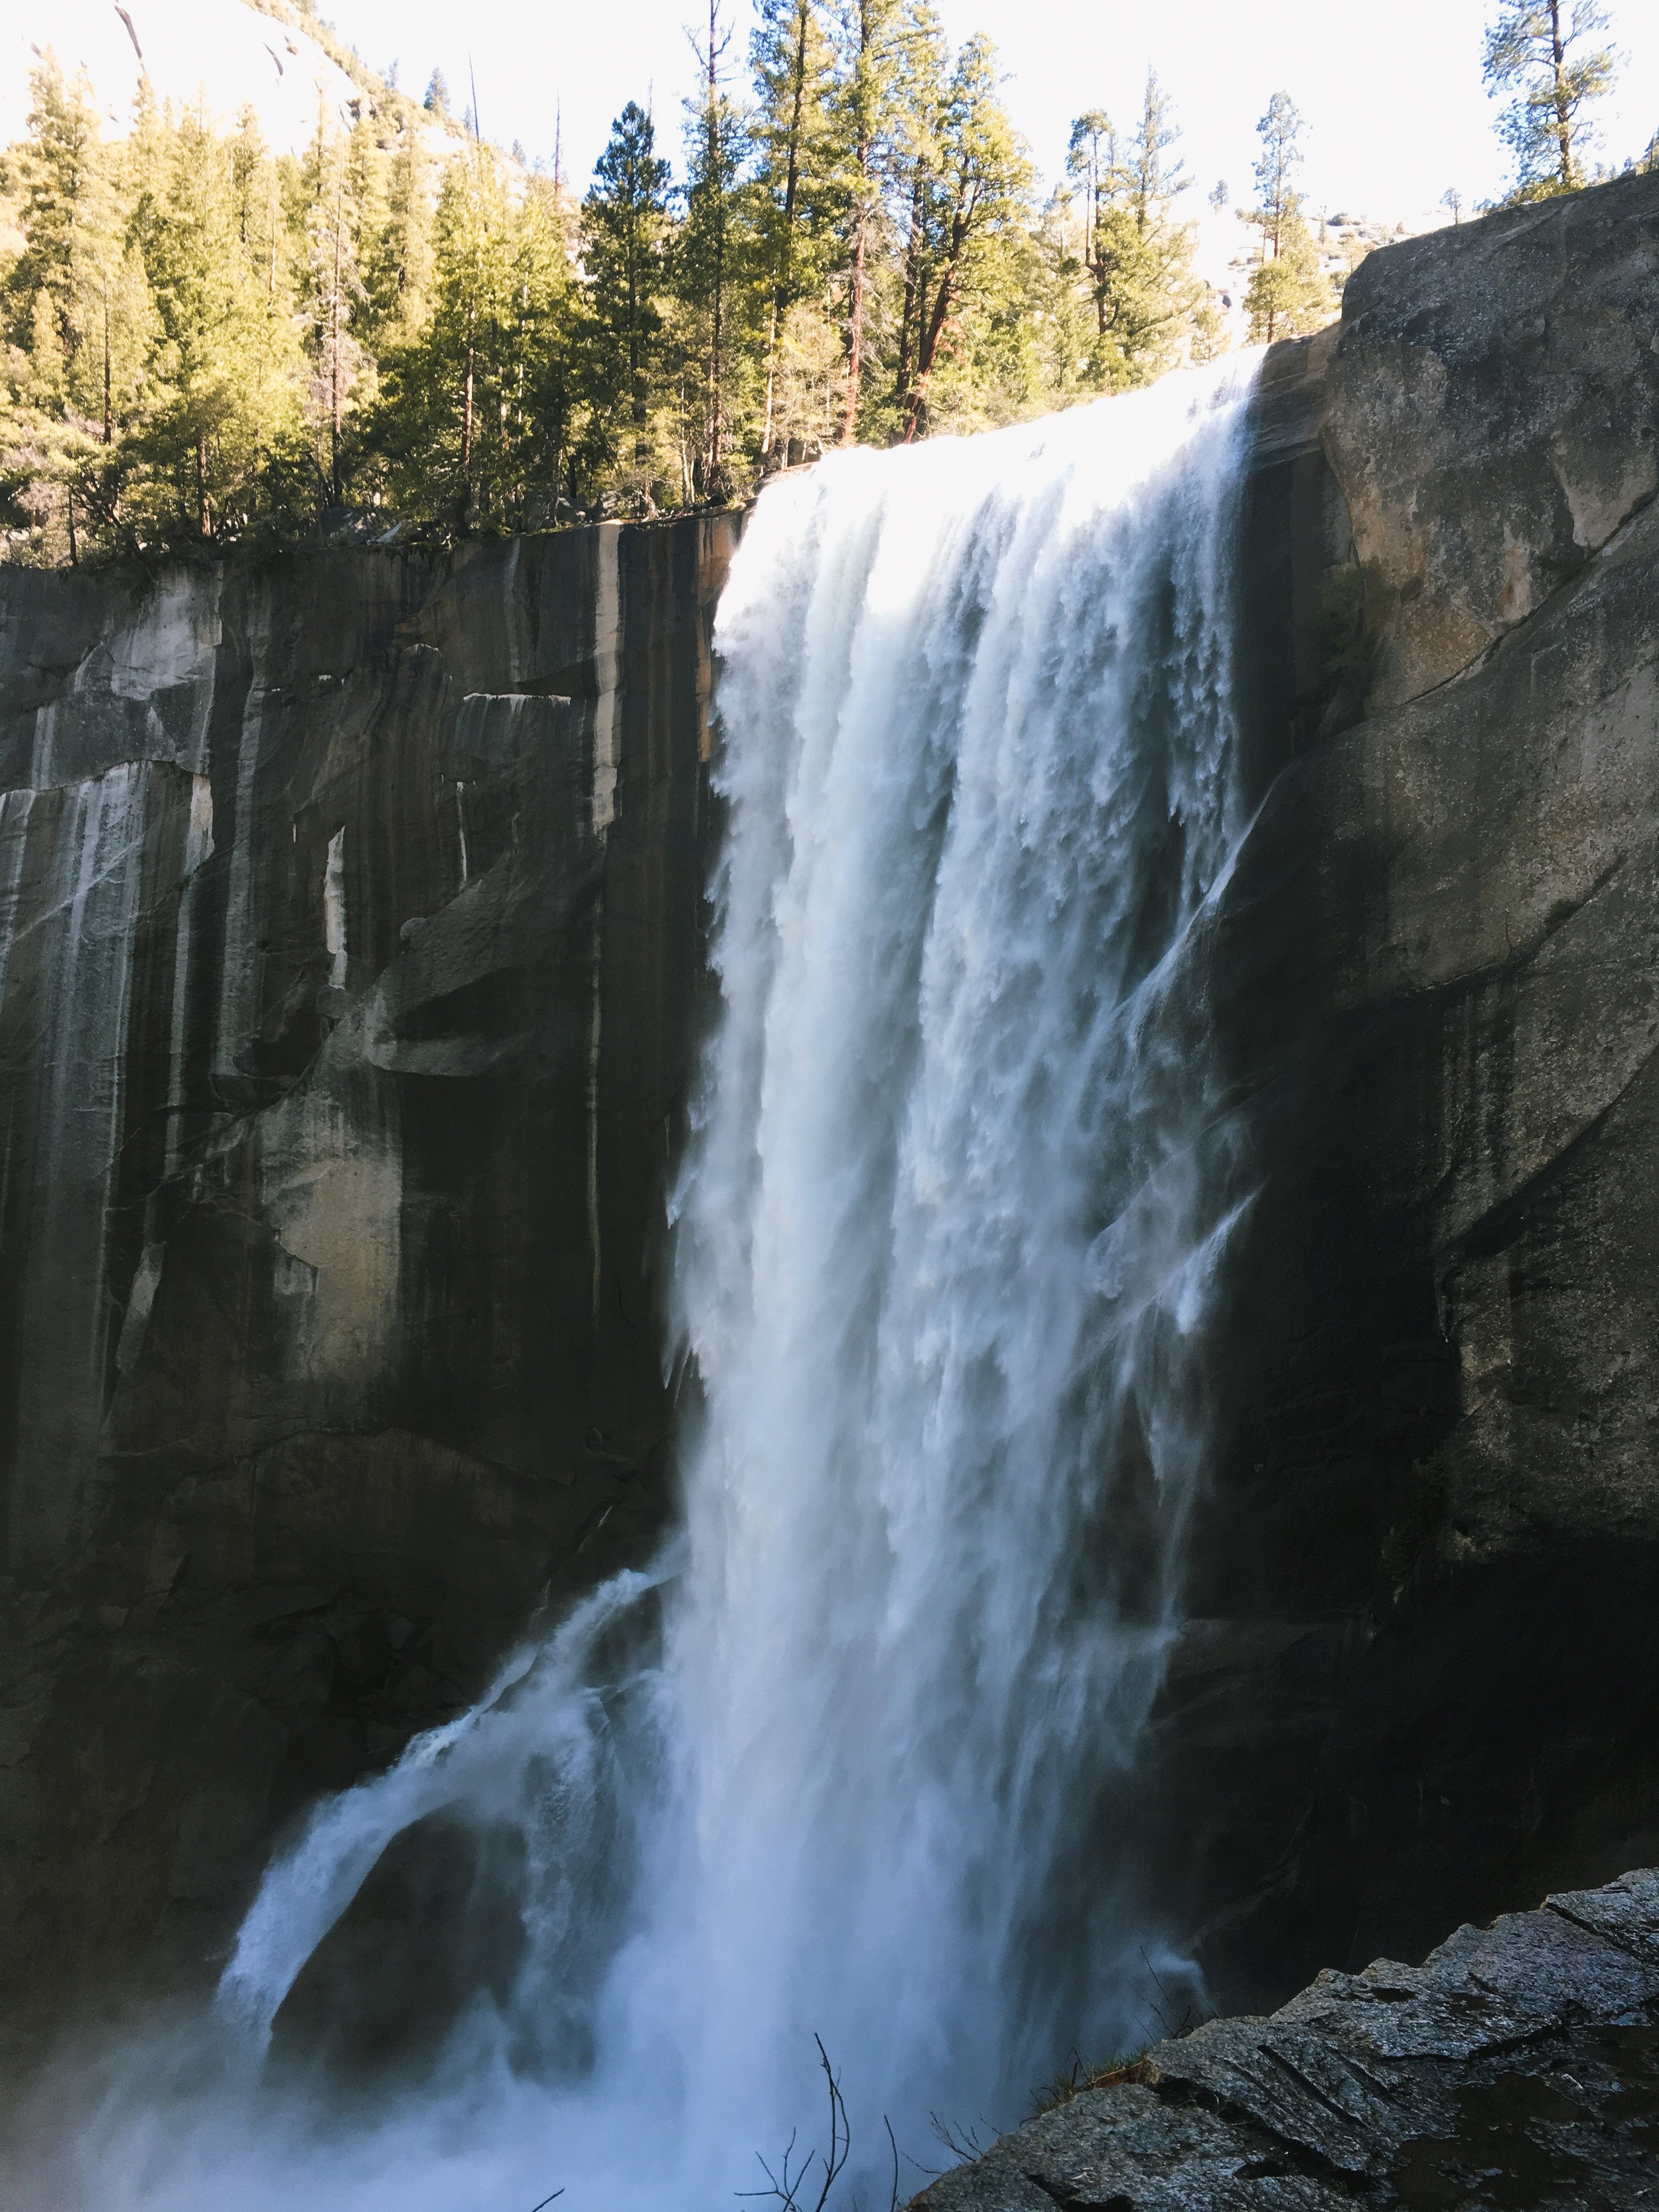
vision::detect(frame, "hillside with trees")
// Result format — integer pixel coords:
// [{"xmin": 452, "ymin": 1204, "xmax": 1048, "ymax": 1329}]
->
[
  {"xmin": 0, "ymin": 0, "xmax": 1269, "ymax": 560},
  {"xmin": 1, "ymin": 0, "xmax": 1648, "ymax": 562}
]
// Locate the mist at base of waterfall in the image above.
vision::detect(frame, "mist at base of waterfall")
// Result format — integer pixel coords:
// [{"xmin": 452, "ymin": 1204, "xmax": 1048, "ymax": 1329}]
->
[{"xmin": 7, "ymin": 354, "xmax": 1262, "ymax": 2212}]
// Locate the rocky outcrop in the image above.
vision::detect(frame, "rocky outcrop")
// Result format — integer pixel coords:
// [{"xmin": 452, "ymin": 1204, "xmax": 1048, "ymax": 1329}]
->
[
  {"xmin": 1159, "ymin": 169, "xmax": 1659, "ymax": 2010},
  {"xmin": 921, "ymin": 1866, "xmax": 1659, "ymax": 2209},
  {"xmin": 0, "ymin": 519, "xmax": 735, "ymax": 2041}
]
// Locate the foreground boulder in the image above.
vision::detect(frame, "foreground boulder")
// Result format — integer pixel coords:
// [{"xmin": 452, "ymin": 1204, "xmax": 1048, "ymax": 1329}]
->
[{"xmin": 922, "ymin": 1868, "xmax": 1659, "ymax": 2209}]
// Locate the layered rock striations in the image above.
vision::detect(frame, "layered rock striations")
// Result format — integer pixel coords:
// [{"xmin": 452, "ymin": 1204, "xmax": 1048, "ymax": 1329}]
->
[{"xmin": 0, "ymin": 519, "xmax": 735, "ymax": 2037}]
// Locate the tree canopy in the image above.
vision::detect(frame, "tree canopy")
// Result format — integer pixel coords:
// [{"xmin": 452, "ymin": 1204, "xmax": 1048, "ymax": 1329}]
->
[
  {"xmin": 1483, "ymin": 0, "xmax": 1619, "ymax": 197},
  {"xmin": 35, "ymin": 7, "xmax": 1650, "ymax": 562}
]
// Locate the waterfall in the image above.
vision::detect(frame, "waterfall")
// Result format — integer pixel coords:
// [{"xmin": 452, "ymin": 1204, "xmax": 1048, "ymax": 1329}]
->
[{"xmin": 66, "ymin": 355, "xmax": 1262, "ymax": 2212}]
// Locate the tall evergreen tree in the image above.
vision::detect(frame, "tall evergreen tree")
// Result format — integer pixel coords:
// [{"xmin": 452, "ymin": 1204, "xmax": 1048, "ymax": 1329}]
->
[
  {"xmin": 830, "ymin": 0, "xmax": 908, "ymax": 441},
  {"xmin": 582, "ymin": 104, "xmax": 672, "ymax": 506},
  {"xmin": 1064, "ymin": 74, "xmax": 1212, "ymax": 388},
  {"xmin": 136, "ymin": 100, "xmax": 309, "ymax": 539},
  {"xmin": 360, "ymin": 114, "xmax": 433, "ymax": 350},
  {"xmin": 751, "ymin": 0, "xmax": 841, "ymax": 454},
  {"xmin": 3, "ymin": 58, "xmax": 103, "ymax": 358},
  {"xmin": 1483, "ymin": 0, "xmax": 1617, "ymax": 196},
  {"xmin": 894, "ymin": 35, "xmax": 1030, "ymax": 438},
  {"xmin": 1240, "ymin": 92, "xmax": 1329, "ymax": 343},
  {"xmin": 680, "ymin": 0, "xmax": 750, "ymax": 497}
]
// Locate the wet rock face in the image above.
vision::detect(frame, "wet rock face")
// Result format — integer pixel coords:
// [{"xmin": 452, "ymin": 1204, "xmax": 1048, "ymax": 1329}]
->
[
  {"xmin": 1159, "ymin": 168, "xmax": 1659, "ymax": 2011},
  {"xmin": 920, "ymin": 1868, "xmax": 1659, "ymax": 2211},
  {"xmin": 0, "ymin": 520, "xmax": 735, "ymax": 2037}
]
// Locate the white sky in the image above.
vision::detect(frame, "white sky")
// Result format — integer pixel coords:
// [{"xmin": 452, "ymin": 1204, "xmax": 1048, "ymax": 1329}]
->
[{"xmin": 5, "ymin": 0, "xmax": 1656, "ymax": 228}]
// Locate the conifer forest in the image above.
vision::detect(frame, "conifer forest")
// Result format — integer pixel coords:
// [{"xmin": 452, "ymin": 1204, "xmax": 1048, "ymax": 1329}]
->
[{"xmin": 0, "ymin": 0, "xmax": 1346, "ymax": 560}]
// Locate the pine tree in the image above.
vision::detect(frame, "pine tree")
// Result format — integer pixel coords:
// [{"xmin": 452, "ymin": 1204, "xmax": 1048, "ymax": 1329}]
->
[
  {"xmin": 830, "ymin": 0, "xmax": 909, "ymax": 441},
  {"xmin": 679, "ymin": 0, "xmax": 751, "ymax": 498},
  {"xmin": 2, "ymin": 56, "xmax": 157, "ymax": 557},
  {"xmin": 1240, "ymin": 92, "xmax": 1329, "ymax": 344},
  {"xmin": 3, "ymin": 57, "xmax": 103, "ymax": 357},
  {"xmin": 751, "ymin": 0, "xmax": 842, "ymax": 455},
  {"xmin": 302, "ymin": 124, "xmax": 366, "ymax": 502},
  {"xmin": 506, "ymin": 174, "xmax": 581, "ymax": 510},
  {"xmin": 377, "ymin": 142, "xmax": 506, "ymax": 520},
  {"xmin": 1066, "ymin": 109, "xmax": 1118, "ymax": 340},
  {"xmin": 1026, "ymin": 183, "xmax": 1099, "ymax": 409},
  {"xmin": 582, "ymin": 104, "xmax": 672, "ymax": 507},
  {"xmin": 1064, "ymin": 74, "xmax": 1211, "ymax": 388},
  {"xmin": 1482, "ymin": 0, "xmax": 1617, "ymax": 198},
  {"xmin": 360, "ymin": 114, "xmax": 433, "ymax": 351},
  {"xmin": 895, "ymin": 35, "xmax": 1031, "ymax": 438},
  {"xmin": 135, "ymin": 99, "xmax": 308, "ymax": 541}
]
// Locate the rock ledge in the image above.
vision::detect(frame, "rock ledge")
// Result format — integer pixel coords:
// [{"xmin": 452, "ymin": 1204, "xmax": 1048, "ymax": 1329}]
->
[{"xmin": 922, "ymin": 1868, "xmax": 1659, "ymax": 2208}]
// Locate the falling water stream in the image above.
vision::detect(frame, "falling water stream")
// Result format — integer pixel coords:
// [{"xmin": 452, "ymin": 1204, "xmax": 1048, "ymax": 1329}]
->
[{"xmin": 48, "ymin": 354, "xmax": 1263, "ymax": 2211}]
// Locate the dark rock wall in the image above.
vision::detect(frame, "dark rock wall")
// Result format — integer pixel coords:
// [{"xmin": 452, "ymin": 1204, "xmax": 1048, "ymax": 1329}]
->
[
  {"xmin": 1161, "ymin": 169, "xmax": 1659, "ymax": 2013},
  {"xmin": 0, "ymin": 518, "xmax": 735, "ymax": 2040}
]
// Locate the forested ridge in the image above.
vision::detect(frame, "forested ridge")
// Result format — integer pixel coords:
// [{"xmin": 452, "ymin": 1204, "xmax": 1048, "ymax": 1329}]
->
[{"xmin": 0, "ymin": 0, "xmax": 1360, "ymax": 561}]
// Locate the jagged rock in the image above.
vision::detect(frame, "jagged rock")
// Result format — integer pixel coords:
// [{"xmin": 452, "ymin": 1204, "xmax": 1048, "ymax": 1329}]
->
[{"xmin": 920, "ymin": 1873, "xmax": 1659, "ymax": 2209}]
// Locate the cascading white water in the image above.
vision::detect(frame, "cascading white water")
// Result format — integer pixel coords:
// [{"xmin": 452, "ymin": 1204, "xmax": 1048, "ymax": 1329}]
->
[{"xmin": 58, "ymin": 354, "xmax": 1262, "ymax": 2212}]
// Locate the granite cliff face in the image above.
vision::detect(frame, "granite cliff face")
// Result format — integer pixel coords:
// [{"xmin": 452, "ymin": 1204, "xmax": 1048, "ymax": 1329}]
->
[
  {"xmin": 1, "ymin": 166, "xmax": 1658, "ymax": 2069},
  {"xmin": 0, "ymin": 520, "xmax": 735, "ymax": 2039},
  {"xmin": 922, "ymin": 1866, "xmax": 1659, "ymax": 2210},
  {"xmin": 1162, "ymin": 167, "xmax": 1659, "ymax": 2010}
]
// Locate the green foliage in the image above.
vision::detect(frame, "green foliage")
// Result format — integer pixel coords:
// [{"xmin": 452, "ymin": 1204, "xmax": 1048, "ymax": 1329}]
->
[
  {"xmin": 1238, "ymin": 92, "xmax": 1333, "ymax": 344},
  {"xmin": 374, "ymin": 149, "xmax": 579, "ymax": 528},
  {"xmin": 582, "ymin": 104, "xmax": 674, "ymax": 505},
  {"xmin": 1483, "ymin": 0, "xmax": 1618, "ymax": 196},
  {"xmin": 1, "ymin": 18, "xmax": 1238, "ymax": 564},
  {"xmin": 679, "ymin": 3, "xmax": 754, "ymax": 498},
  {"xmin": 1063, "ymin": 72, "xmax": 1214, "ymax": 392},
  {"xmin": 892, "ymin": 33, "xmax": 1035, "ymax": 437}
]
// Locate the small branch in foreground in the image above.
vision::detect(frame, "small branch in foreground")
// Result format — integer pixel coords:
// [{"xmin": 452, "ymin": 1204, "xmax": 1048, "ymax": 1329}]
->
[{"xmin": 739, "ymin": 2036, "xmax": 851, "ymax": 2212}]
